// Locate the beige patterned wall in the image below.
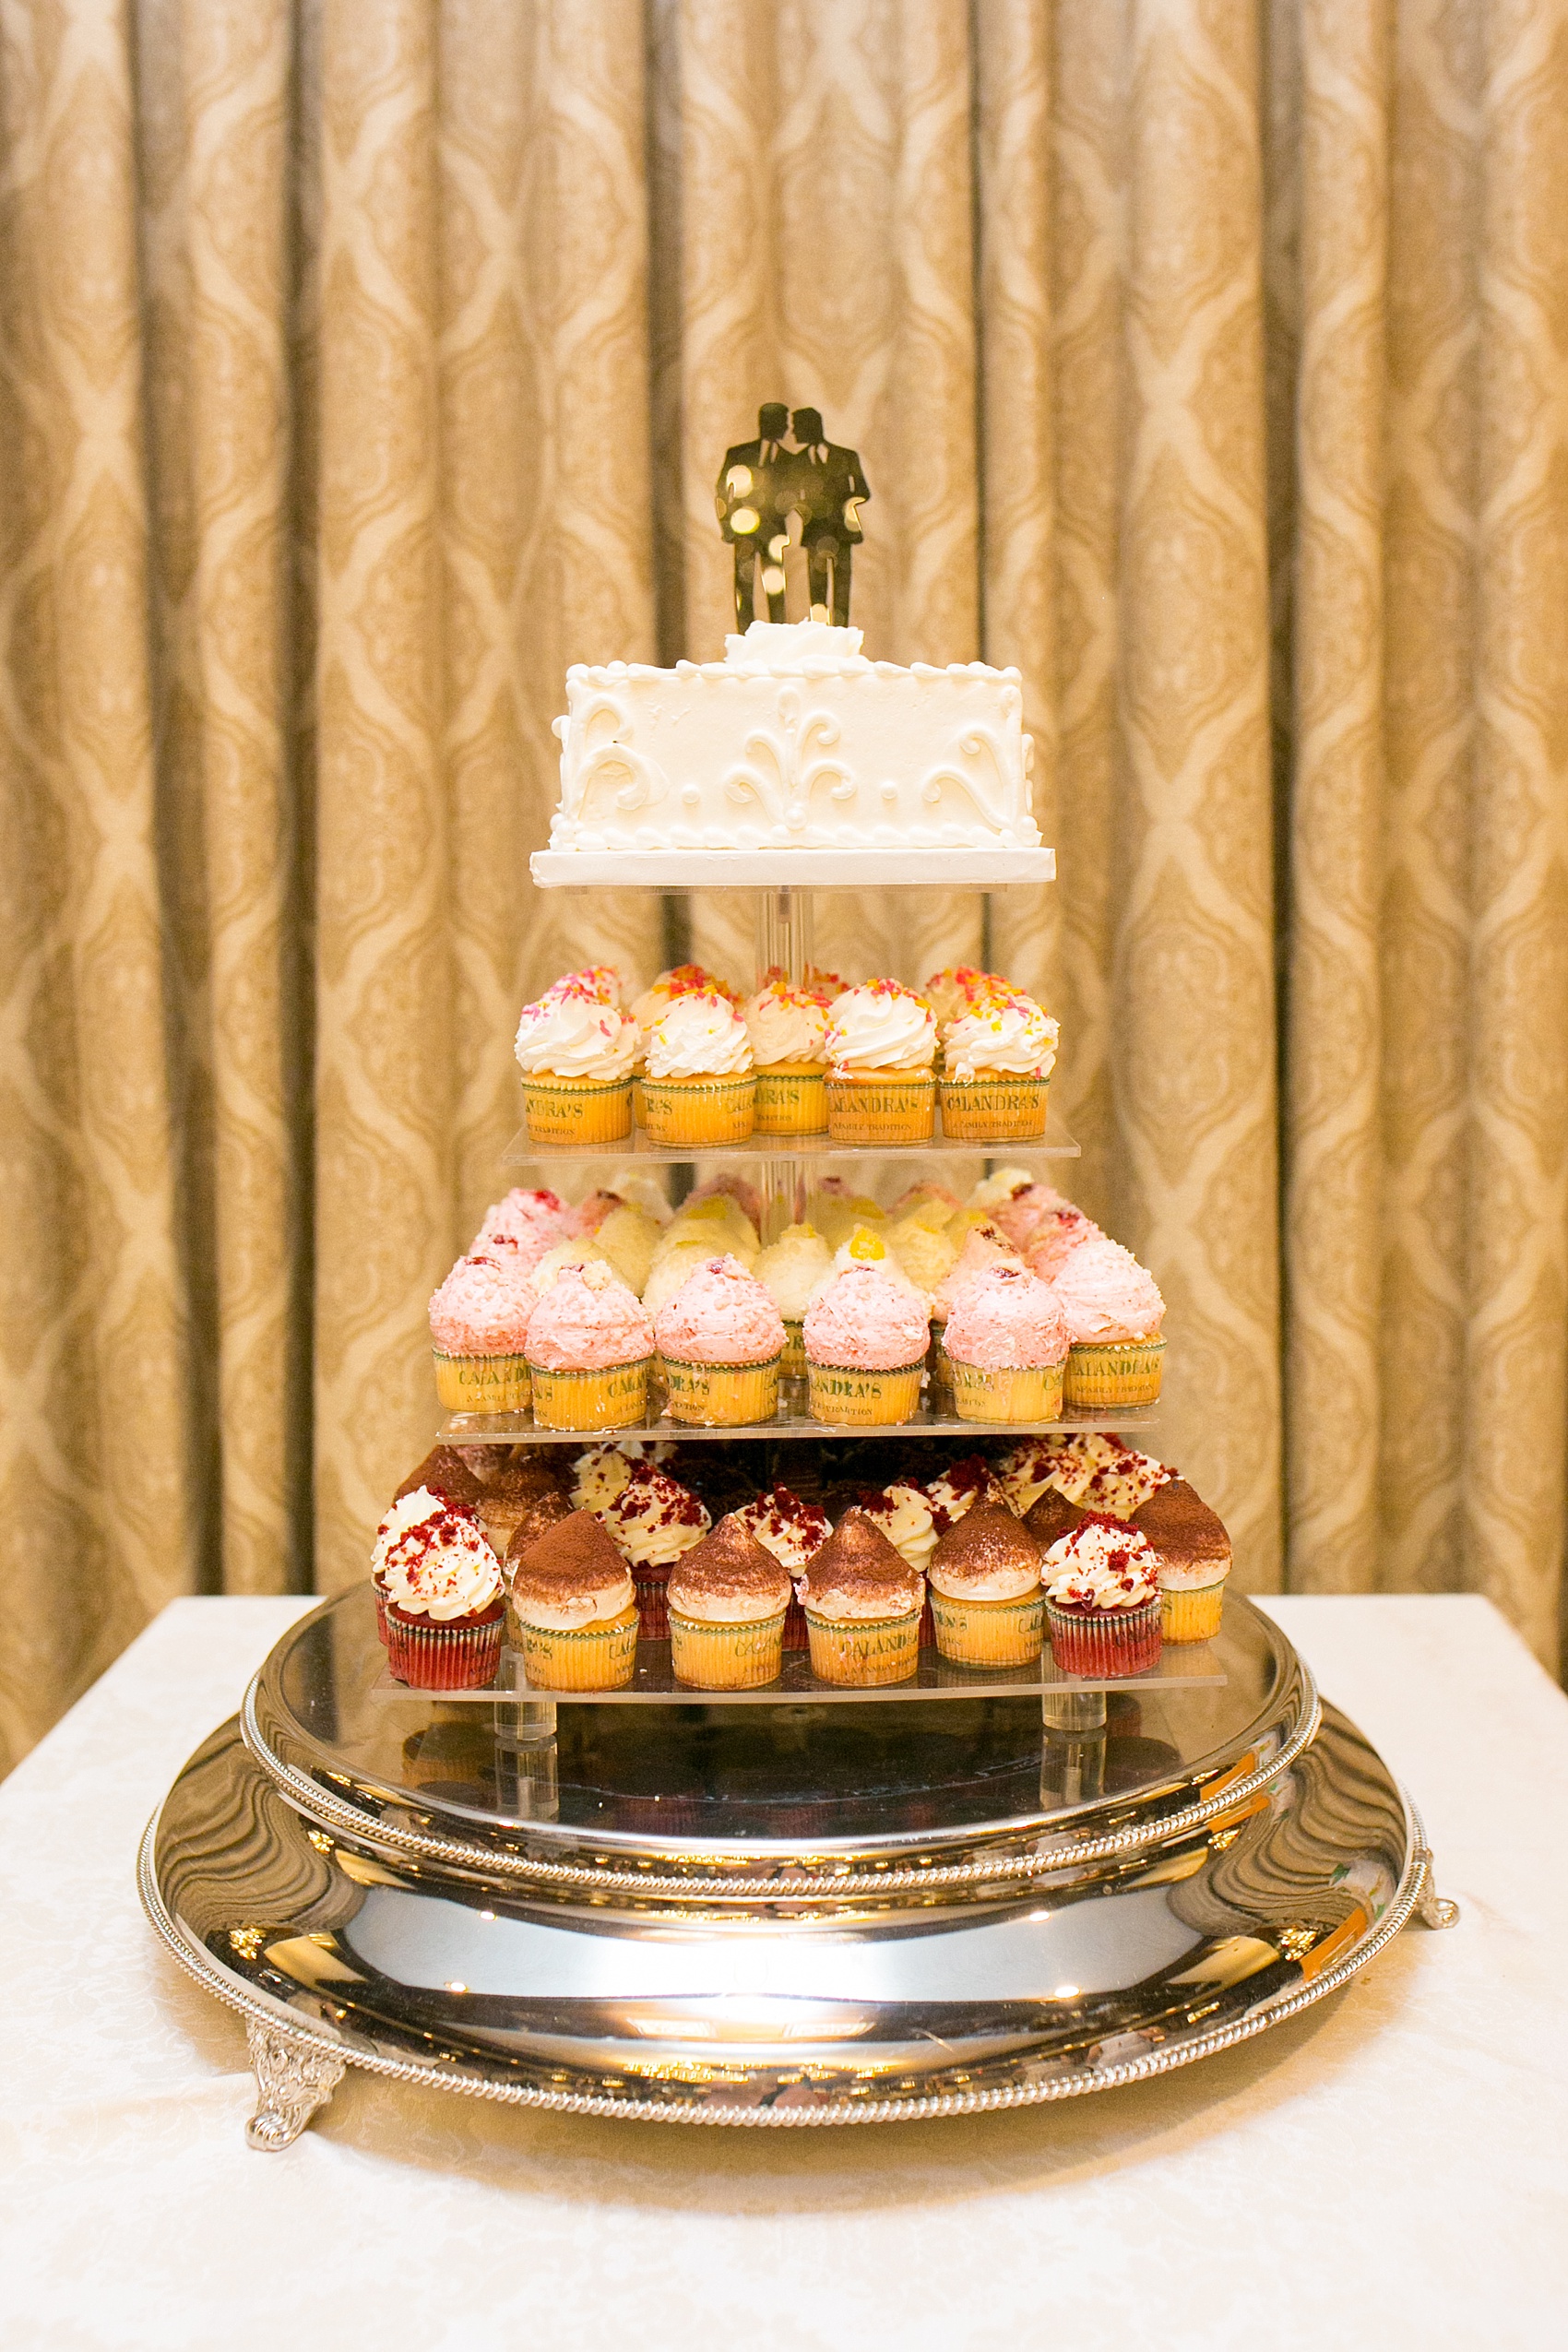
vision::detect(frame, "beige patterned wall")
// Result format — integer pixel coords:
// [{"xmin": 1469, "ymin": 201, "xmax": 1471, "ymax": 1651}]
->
[{"xmin": 2, "ymin": 0, "xmax": 1564, "ymax": 1770}]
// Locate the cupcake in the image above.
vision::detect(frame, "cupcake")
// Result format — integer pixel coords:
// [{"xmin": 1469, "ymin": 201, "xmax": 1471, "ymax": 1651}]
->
[
  {"xmin": 742, "ymin": 979, "xmax": 830, "ymax": 1134},
  {"xmin": 596, "ymin": 1457, "xmax": 711, "ymax": 1636},
  {"xmin": 921, "ymin": 965, "xmax": 992, "ymax": 1028},
  {"xmin": 1040, "ymin": 1516, "xmax": 1164, "ymax": 1676},
  {"xmin": 556, "ymin": 963, "xmax": 627, "ymax": 1005},
  {"xmin": 926, "ymin": 1454, "xmax": 1014, "ymax": 1534},
  {"xmin": 992, "ymin": 1434, "xmax": 1076, "ymax": 1517},
  {"xmin": 1049, "ymin": 1432, "xmax": 1175, "ymax": 1517},
  {"xmin": 570, "ymin": 1440, "xmax": 636, "ymax": 1514},
  {"xmin": 754, "ymin": 1223, "xmax": 833, "ymax": 1380},
  {"xmin": 984, "ymin": 1179, "xmax": 1073, "ymax": 1253},
  {"xmin": 373, "ymin": 1490, "xmax": 505, "ymax": 1689},
  {"xmin": 1024, "ymin": 1204, "xmax": 1105, "ymax": 1283},
  {"xmin": 470, "ymin": 1453, "xmax": 567, "ymax": 1558},
  {"xmin": 855, "ymin": 1480, "xmax": 936, "ymax": 1575},
  {"xmin": 1133, "ymin": 1477, "xmax": 1230, "ymax": 1642},
  {"xmin": 803, "ymin": 1258, "xmax": 930, "ymax": 1428},
  {"xmin": 796, "ymin": 1508, "xmax": 925, "ymax": 1685},
  {"xmin": 686, "ymin": 1170, "xmax": 766, "ymax": 1229},
  {"xmin": 523, "ymin": 1259, "xmax": 655, "ymax": 1431},
  {"xmin": 667, "ymin": 1514, "xmax": 793, "ymax": 1688},
  {"xmin": 823, "ymin": 981, "xmax": 938, "ymax": 1144},
  {"xmin": 428, "ymin": 1253, "xmax": 535, "ymax": 1413},
  {"xmin": 941, "ymin": 1261, "xmax": 1070, "ymax": 1424},
  {"xmin": 507, "ymin": 1509, "xmax": 641, "ymax": 1691},
  {"xmin": 928, "ymin": 1503, "xmax": 1047, "ymax": 1666},
  {"xmin": 474, "ymin": 1187, "xmax": 570, "ymax": 1272},
  {"xmin": 394, "ymin": 1444, "xmax": 488, "ymax": 1510},
  {"xmin": 811, "ymin": 1192, "xmax": 885, "ymax": 1252},
  {"xmin": 1053, "ymin": 1238, "xmax": 1167, "ymax": 1408},
  {"xmin": 592, "ymin": 1201, "xmax": 664, "ymax": 1297},
  {"xmin": 629, "ymin": 965, "xmax": 731, "ymax": 1122},
  {"xmin": 660, "ymin": 1191, "xmax": 759, "ymax": 1265},
  {"xmin": 884, "ymin": 1199, "xmax": 959, "ymax": 1301},
  {"xmin": 642, "ymin": 992, "xmax": 755, "ymax": 1144},
  {"xmin": 733, "ymin": 1485, "xmax": 831, "ymax": 1648},
  {"xmin": 514, "ymin": 978, "xmax": 638, "ymax": 1145},
  {"xmin": 938, "ymin": 987, "xmax": 1059, "ymax": 1140},
  {"xmin": 889, "ymin": 1179, "xmax": 963, "ymax": 1218},
  {"xmin": 652, "ymin": 1255, "xmax": 784, "ymax": 1425},
  {"xmin": 928, "ymin": 1222, "xmax": 1023, "ymax": 1406},
  {"xmin": 500, "ymin": 1489, "xmax": 576, "ymax": 1640},
  {"xmin": 1023, "ymin": 1486, "xmax": 1090, "ymax": 1551}
]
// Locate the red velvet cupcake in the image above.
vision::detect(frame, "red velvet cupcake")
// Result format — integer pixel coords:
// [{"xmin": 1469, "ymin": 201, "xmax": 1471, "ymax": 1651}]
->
[
  {"xmin": 373, "ymin": 1488, "xmax": 505, "ymax": 1690},
  {"xmin": 1039, "ymin": 1515, "xmax": 1163, "ymax": 1678}
]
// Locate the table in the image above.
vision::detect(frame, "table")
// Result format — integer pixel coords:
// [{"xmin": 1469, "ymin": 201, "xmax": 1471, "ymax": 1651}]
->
[{"xmin": 2, "ymin": 1594, "xmax": 1565, "ymax": 2349}]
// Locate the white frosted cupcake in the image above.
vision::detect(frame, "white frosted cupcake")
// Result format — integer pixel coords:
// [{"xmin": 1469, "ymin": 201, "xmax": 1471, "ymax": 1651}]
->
[
  {"xmin": 514, "ymin": 980, "xmax": 638, "ymax": 1144},
  {"xmin": 824, "ymin": 981, "xmax": 938, "ymax": 1145},
  {"xmin": 742, "ymin": 980, "xmax": 829, "ymax": 1134},
  {"xmin": 643, "ymin": 992, "xmax": 755, "ymax": 1145},
  {"xmin": 939, "ymin": 987, "xmax": 1059, "ymax": 1140}
]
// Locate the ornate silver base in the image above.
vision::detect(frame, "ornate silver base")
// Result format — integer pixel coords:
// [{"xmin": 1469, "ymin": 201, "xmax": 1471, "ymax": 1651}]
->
[{"xmin": 139, "ymin": 1589, "xmax": 1455, "ymax": 2141}]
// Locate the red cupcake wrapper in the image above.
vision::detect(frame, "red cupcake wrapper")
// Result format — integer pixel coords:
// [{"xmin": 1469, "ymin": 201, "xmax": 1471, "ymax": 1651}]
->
[
  {"xmin": 373, "ymin": 1574, "xmax": 390, "ymax": 1645},
  {"xmin": 782, "ymin": 1593, "xmax": 810, "ymax": 1650},
  {"xmin": 1046, "ymin": 1596, "xmax": 1162, "ymax": 1677},
  {"xmin": 385, "ymin": 1599, "xmax": 505, "ymax": 1690},
  {"xmin": 635, "ymin": 1568, "xmax": 671, "ymax": 1641}
]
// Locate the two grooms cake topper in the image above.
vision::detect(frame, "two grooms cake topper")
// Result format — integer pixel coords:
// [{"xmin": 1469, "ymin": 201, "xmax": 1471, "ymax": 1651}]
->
[{"xmin": 715, "ymin": 405, "xmax": 871, "ymax": 630}]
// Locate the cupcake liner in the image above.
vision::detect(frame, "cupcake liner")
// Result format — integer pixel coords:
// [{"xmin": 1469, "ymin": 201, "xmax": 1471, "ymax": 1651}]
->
[
  {"xmin": 931, "ymin": 1588, "xmax": 1047, "ymax": 1667},
  {"xmin": 659, "ymin": 1352, "xmax": 781, "ymax": 1427},
  {"xmin": 668, "ymin": 1608, "xmax": 787, "ymax": 1689},
  {"xmin": 938, "ymin": 1075, "xmax": 1050, "ymax": 1141},
  {"xmin": 781, "ymin": 1591, "xmax": 810, "ymax": 1649},
  {"xmin": 1161, "ymin": 1578, "xmax": 1228, "ymax": 1645},
  {"xmin": 754, "ymin": 1065, "xmax": 828, "ymax": 1134},
  {"xmin": 515, "ymin": 1602, "xmax": 640, "ymax": 1691},
  {"xmin": 925, "ymin": 1324, "xmax": 953, "ymax": 1410},
  {"xmin": 826, "ymin": 1070, "xmax": 936, "ymax": 1146},
  {"xmin": 1063, "ymin": 1336, "xmax": 1166, "ymax": 1409},
  {"xmin": 385, "ymin": 1600, "xmax": 505, "ymax": 1691},
  {"xmin": 631, "ymin": 1073, "xmax": 647, "ymax": 1126},
  {"xmin": 947, "ymin": 1355, "xmax": 1065, "ymax": 1425},
  {"xmin": 432, "ymin": 1348, "xmax": 531, "ymax": 1413},
  {"xmin": 807, "ymin": 1359, "xmax": 923, "ymax": 1428},
  {"xmin": 634, "ymin": 1568, "xmax": 672, "ymax": 1641},
  {"xmin": 779, "ymin": 1319, "xmax": 807, "ymax": 1380},
  {"xmin": 526, "ymin": 1357, "xmax": 651, "ymax": 1431},
  {"xmin": 524, "ymin": 1074, "xmax": 633, "ymax": 1146},
  {"xmin": 1046, "ymin": 1596, "xmax": 1163, "ymax": 1677},
  {"xmin": 642, "ymin": 1074, "xmax": 756, "ymax": 1145},
  {"xmin": 373, "ymin": 1574, "xmax": 390, "ymax": 1645},
  {"xmin": 804, "ymin": 1609, "xmax": 921, "ymax": 1687}
]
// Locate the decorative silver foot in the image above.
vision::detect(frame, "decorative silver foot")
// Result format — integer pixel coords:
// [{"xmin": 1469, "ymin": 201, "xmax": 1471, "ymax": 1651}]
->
[
  {"xmin": 1414, "ymin": 1851, "xmax": 1460, "ymax": 1930},
  {"xmin": 245, "ymin": 2022, "xmax": 346, "ymax": 2149}
]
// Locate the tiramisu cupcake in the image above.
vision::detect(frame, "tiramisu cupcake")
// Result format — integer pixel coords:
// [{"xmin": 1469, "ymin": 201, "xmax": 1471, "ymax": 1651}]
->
[
  {"xmin": 1133, "ymin": 1477, "xmax": 1231, "ymax": 1642},
  {"xmin": 474, "ymin": 1186, "xmax": 570, "ymax": 1272},
  {"xmin": 428, "ymin": 1252, "xmax": 535, "ymax": 1412},
  {"xmin": 926, "ymin": 1454, "xmax": 1013, "ymax": 1534},
  {"xmin": 823, "ymin": 980, "xmax": 938, "ymax": 1144},
  {"xmin": 469, "ymin": 1453, "xmax": 566, "ymax": 1558},
  {"xmin": 754, "ymin": 1223, "xmax": 833, "ymax": 1380},
  {"xmin": 500, "ymin": 1488, "xmax": 576, "ymax": 1640},
  {"xmin": 803, "ymin": 1256, "xmax": 930, "ymax": 1427},
  {"xmin": 1053, "ymin": 1237, "xmax": 1167, "ymax": 1407},
  {"xmin": 653, "ymin": 1254, "xmax": 785, "ymax": 1425},
  {"xmin": 394, "ymin": 1443, "xmax": 488, "ymax": 1510},
  {"xmin": 595, "ymin": 1457, "xmax": 710, "ymax": 1636},
  {"xmin": 941, "ymin": 1261, "xmax": 1069, "ymax": 1423},
  {"xmin": 514, "ymin": 977, "xmax": 638, "ymax": 1144},
  {"xmin": 1023, "ymin": 1486, "xmax": 1089, "ymax": 1551},
  {"xmin": 1040, "ymin": 1516, "xmax": 1163, "ymax": 1676},
  {"xmin": 667, "ymin": 1514, "xmax": 792, "ymax": 1688},
  {"xmin": 939, "ymin": 985, "xmax": 1059, "ymax": 1141},
  {"xmin": 373, "ymin": 1490, "xmax": 505, "ymax": 1689},
  {"xmin": 507, "ymin": 1509, "xmax": 640, "ymax": 1690},
  {"xmin": 642, "ymin": 991, "xmax": 755, "ymax": 1144},
  {"xmin": 795, "ymin": 1507, "xmax": 925, "ymax": 1686},
  {"xmin": 523, "ymin": 1259, "xmax": 655, "ymax": 1430},
  {"xmin": 742, "ymin": 978, "xmax": 829, "ymax": 1134},
  {"xmin": 928, "ymin": 1503, "xmax": 1047, "ymax": 1666},
  {"xmin": 734, "ymin": 1485, "xmax": 831, "ymax": 1649}
]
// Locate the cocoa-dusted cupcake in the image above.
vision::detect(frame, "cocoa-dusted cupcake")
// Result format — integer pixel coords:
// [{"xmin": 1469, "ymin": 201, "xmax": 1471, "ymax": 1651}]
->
[
  {"xmin": 1132, "ymin": 1478, "xmax": 1231, "ymax": 1643},
  {"xmin": 796, "ymin": 1507, "xmax": 924, "ymax": 1687},
  {"xmin": 666, "ymin": 1514, "xmax": 792, "ymax": 1689},
  {"xmin": 734, "ymin": 1485, "xmax": 831, "ymax": 1650},
  {"xmin": 507, "ymin": 1509, "xmax": 639, "ymax": 1691},
  {"xmin": 502, "ymin": 1487, "xmax": 576, "ymax": 1639},
  {"xmin": 927, "ymin": 1504, "xmax": 1045, "ymax": 1667},
  {"xmin": 395, "ymin": 1444, "xmax": 488, "ymax": 1510},
  {"xmin": 1024, "ymin": 1487, "xmax": 1089, "ymax": 1551},
  {"xmin": 471, "ymin": 1453, "xmax": 566, "ymax": 1558}
]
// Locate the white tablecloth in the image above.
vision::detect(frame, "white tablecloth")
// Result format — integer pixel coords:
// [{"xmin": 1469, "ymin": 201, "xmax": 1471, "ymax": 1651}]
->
[{"xmin": 2, "ymin": 1594, "xmax": 1565, "ymax": 2349}]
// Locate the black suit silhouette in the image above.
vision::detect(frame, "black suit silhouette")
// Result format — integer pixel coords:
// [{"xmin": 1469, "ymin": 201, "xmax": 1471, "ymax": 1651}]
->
[
  {"xmin": 715, "ymin": 402, "xmax": 795, "ymax": 628},
  {"xmin": 790, "ymin": 407, "xmax": 870, "ymax": 627}
]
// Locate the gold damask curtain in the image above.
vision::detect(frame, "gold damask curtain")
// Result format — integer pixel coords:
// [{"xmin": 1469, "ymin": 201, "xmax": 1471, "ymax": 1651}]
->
[{"xmin": 2, "ymin": 0, "xmax": 1564, "ymax": 1771}]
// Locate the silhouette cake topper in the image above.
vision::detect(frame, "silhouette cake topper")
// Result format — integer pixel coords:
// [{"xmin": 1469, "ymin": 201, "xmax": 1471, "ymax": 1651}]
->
[{"xmin": 715, "ymin": 404, "xmax": 871, "ymax": 630}]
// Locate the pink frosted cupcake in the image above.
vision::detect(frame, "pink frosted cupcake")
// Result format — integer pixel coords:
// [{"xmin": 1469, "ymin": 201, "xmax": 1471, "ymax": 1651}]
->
[
  {"xmin": 428, "ymin": 1252, "xmax": 535, "ymax": 1412},
  {"xmin": 653, "ymin": 1254, "xmax": 786, "ymax": 1426},
  {"xmin": 929, "ymin": 1221, "xmax": 1022, "ymax": 1407},
  {"xmin": 803, "ymin": 1261, "xmax": 930, "ymax": 1428},
  {"xmin": 374, "ymin": 1491, "xmax": 505, "ymax": 1689},
  {"xmin": 987, "ymin": 1181, "xmax": 1071, "ymax": 1253},
  {"xmin": 523, "ymin": 1259, "xmax": 655, "ymax": 1431},
  {"xmin": 942, "ymin": 1261, "xmax": 1070, "ymax": 1424},
  {"xmin": 474, "ymin": 1186, "xmax": 570, "ymax": 1276},
  {"xmin": 1024, "ymin": 1203, "xmax": 1105, "ymax": 1283},
  {"xmin": 1053, "ymin": 1237, "xmax": 1166, "ymax": 1408},
  {"xmin": 1040, "ymin": 1515, "xmax": 1163, "ymax": 1676}
]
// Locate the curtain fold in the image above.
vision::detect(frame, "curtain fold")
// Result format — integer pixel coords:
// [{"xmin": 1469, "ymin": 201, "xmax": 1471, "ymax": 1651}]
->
[{"xmin": 3, "ymin": 0, "xmax": 1565, "ymax": 1772}]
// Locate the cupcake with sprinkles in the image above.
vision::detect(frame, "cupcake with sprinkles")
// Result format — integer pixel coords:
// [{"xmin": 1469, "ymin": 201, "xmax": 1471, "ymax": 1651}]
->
[
  {"xmin": 1039, "ymin": 1515, "xmax": 1164, "ymax": 1677},
  {"xmin": 373, "ymin": 1488, "xmax": 505, "ymax": 1690}
]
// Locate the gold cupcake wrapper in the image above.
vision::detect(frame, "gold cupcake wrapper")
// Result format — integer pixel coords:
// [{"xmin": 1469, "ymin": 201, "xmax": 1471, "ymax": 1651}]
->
[
  {"xmin": 930, "ymin": 1587, "xmax": 1046, "ymax": 1668},
  {"xmin": 825, "ymin": 1069, "xmax": 936, "ymax": 1146},
  {"xmin": 780, "ymin": 1318, "xmax": 807, "ymax": 1379},
  {"xmin": 631, "ymin": 1074, "xmax": 647, "ymax": 1126},
  {"xmin": 754, "ymin": 1064, "xmax": 828, "ymax": 1134},
  {"xmin": 668, "ymin": 1607, "xmax": 787, "ymax": 1689},
  {"xmin": 659, "ymin": 1352, "xmax": 781, "ymax": 1427},
  {"xmin": 1161, "ymin": 1578, "xmax": 1228, "ymax": 1644},
  {"xmin": 515, "ymin": 1601, "xmax": 640, "ymax": 1691},
  {"xmin": 803, "ymin": 1609, "xmax": 921, "ymax": 1686},
  {"xmin": 525, "ymin": 1356, "xmax": 651, "ymax": 1431},
  {"xmin": 938, "ymin": 1075, "xmax": 1050, "ymax": 1140},
  {"xmin": 523, "ymin": 1073, "xmax": 633, "ymax": 1146},
  {"xmin": 432, "ymin": 1348, "xmax": 530, "ymax": 1413},
  {"xmin": 807, "ymin": 1358, "xmax": 923, "ymax": 1428},
  {"xmin": 946, "ymin": 1354, "xmax": 1065, "ymax": 1425},
  {"xmin": 1063, "ymin": 1336, "xmax": 1166, "ymax": 1408},
  {"xmin": 642, "ymin": 1074, "xmax": 756, "ymax": 1145}
]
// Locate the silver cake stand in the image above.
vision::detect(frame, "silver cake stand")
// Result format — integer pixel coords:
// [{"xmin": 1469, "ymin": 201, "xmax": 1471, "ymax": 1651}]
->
[{"xmin": 139, "ymin": 1584, "xmax": 1456, "ymax": 2145}]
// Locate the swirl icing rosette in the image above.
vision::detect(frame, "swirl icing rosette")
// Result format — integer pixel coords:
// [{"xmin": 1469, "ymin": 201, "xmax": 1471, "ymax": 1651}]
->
[
  {"xmin": 631, "ymin": 965, "xmax": 737, "ymax": 1053},
  {"xmin": 742, "ymin": 980, "xmax": 828, "ymax": 1069},
  {"xmin": 857, "ymin": 1482, "xmax": 936, "ymax": 1573},
  {"xmin": 1040, "ymin": 1517, "xmax": 1160, "ymax": 1611},
  {"xmin": 514, "ymin": 983, "xmax": 638, "ymax": 1080},
  {"xmin": 647, "ymin": 991, "xmax": 754, "ymax": 1078},
  {"xmin": 943, "ymin": 992, "xmax": 1059, "ymax": 1081},
  {"xmin": 823, "ymin": 980, "xmax": 936, "ymax": 1075}
]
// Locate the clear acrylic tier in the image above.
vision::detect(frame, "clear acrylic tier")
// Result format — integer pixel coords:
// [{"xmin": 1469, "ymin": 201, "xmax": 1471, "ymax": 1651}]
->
[
  {"xmin": 502, "ymin": 1121, "xmax": 1080, "ymax": 1166},
  {"xmin": 438, "ymin": 1404, "xmax": 1157, "ymax": 1444}
]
